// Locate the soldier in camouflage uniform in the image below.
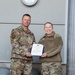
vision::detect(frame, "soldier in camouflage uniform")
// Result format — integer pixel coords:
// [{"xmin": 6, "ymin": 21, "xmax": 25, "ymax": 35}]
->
[
  {"xmin": 10, "ymin": 14, "xmax": 35, "ymax": 75},
  {"xmin": 39, "ymin": 22, "xmax": 63, "ymax": 75}
]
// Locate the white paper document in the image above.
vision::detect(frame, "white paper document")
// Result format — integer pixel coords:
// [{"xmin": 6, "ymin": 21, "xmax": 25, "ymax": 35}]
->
[{"xmin": 31, "ymin": 44, "xmax": 44, "ymax": 56}]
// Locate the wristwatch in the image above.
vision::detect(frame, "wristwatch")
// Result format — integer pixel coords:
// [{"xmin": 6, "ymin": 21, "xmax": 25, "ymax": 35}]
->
[{"xmin": 22, "ymin": 0, "xmax": 38, "ymax": 6}]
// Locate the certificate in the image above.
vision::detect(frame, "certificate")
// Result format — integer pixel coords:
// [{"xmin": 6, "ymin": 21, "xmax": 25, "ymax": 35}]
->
[{"xmin": 31, "ymin": 44, "xmax": 44, "ymax": 56}]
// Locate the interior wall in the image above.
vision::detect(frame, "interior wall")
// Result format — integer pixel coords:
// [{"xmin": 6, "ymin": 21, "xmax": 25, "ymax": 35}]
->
[
  {"xmin": 0, "ymin": 0, "xmax": 66, "ymax": 67},
  {"xmin": 0, "ymin": 0, "xmax": 65, "ymax": 23}
]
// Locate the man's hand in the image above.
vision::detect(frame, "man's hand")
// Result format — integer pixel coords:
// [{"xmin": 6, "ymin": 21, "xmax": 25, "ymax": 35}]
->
[{"xmin": 25, "ymin": 52, "xmax": 32, "ymax": 57}]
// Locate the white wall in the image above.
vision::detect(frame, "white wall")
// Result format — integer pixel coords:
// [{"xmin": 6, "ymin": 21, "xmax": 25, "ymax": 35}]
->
[
  {"xmin": 0, "ymin": 0, "xmax": 67, "ymax": 67},
  {"xmin": 0, "ymin": 0, "xmax": 65, "ymax": 23}
]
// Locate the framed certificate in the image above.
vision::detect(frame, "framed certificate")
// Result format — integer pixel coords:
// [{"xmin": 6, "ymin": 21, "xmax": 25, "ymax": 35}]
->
[{"xmin": 31, "ymin": 44, "xmax": 44, "ymax": 56}]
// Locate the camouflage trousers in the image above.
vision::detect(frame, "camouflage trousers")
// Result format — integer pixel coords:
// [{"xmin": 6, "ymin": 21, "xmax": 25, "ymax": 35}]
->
[
  {"xmin": 41, "ymin": 62, "xmax": 62, "ymax": 75},
  {"xmin": 10, "ymin": 59, "xmax": 32, "ymax": 75}
]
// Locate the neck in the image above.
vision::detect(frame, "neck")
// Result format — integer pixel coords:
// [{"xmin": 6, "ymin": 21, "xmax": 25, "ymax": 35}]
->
[
  {"xmin": 47, "ymin": 34, "xmax": 51, "ymax": 36},
  {"xmin": 21, "ymin": 25, "xmax": 28, "ymax": 31}
]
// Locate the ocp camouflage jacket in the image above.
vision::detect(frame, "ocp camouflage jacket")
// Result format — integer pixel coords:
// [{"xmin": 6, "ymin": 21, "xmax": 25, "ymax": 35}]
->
[{"xmin": 10, "ymin": 26, "xmax": 35, "ymax": 61}]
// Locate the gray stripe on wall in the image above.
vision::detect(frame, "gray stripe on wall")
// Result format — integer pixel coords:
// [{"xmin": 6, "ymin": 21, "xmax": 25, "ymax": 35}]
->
[{"xmin": 67, "ymin": 0, "xmax": 75, "ymax": 75}]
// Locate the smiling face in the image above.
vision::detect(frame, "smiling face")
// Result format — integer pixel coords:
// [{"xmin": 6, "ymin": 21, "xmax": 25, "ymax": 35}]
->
[
  {"xmin": 22, "ymin": 15, "xmax": 31, "ymax": 30},
  {"xmin": 22, "ymin": 16, "xmax": 31, "ymax": 27},
  {"xmin": 44, "ymin": 22, "xmax": 53, "ymax": 36}
]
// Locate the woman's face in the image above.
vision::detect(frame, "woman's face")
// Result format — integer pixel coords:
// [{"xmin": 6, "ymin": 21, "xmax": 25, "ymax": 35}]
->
[{"xmin": 44, "ymin": 23, "xmax": 53, "ymax": 35}]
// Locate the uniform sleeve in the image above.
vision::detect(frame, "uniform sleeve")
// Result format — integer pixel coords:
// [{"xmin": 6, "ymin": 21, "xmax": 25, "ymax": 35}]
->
[
  {"xmin": 33, "ymin": 34, "xmax": 36, "ymax": 43},
  {"xmin": 46, "ymin": 36, "xmax": 63, "ymax": 57},
  {"xmin": 38, "ymin": 37, "xmax": 44, "ymax": 44},
  {"xmin": 10, "ymin": 29, "xmax": 27, "ymax": 56}
]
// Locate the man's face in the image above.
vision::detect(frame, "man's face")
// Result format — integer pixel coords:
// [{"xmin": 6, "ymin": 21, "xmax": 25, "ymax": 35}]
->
[
  {"xmin": 22, "ymin": 16, "xmax": 31, "ymax": 27},
  {"xmin": 44, "ymin": 23, "xmax": 53, "ymax": 35}
]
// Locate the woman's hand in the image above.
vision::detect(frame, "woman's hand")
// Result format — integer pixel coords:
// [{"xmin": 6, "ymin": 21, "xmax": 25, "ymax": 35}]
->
[{"xmin": 41, "ymin": 53, "xmax": 47, "ymax": 57}]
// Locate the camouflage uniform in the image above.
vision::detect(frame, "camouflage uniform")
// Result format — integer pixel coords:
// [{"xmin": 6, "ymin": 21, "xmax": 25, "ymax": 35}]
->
[
  {"xmin": 41, "ymin": 62, "xmax": 61, "ymax": 75},
  {"xmin": 10, "ymin": 26, "xmax": 35, "ymax": 75},
  {"xmin": 39, "ymin": 31, "xmax": 63, "ymax": 75}
]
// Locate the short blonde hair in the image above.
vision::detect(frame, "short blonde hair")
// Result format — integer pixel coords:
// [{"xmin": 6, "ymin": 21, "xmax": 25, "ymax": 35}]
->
[{"xmin": 44, "ymin": 22, "xmax": 53, "ymax": 28}]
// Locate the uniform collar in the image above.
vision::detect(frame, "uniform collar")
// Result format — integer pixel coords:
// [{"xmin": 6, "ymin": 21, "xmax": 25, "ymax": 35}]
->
[
  {"xmin": 44, "ymin": 31, "xmax": 55, "ymax": 38},
  {"xmin": 19, "ymin": 26, "xmax": 31, "ymax": 34}
]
